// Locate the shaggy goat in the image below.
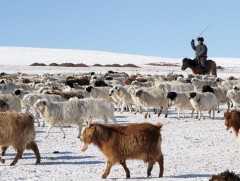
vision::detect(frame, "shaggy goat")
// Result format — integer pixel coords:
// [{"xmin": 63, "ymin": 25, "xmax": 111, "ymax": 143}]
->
[
  {"xmin": 109, "ymin": 86, "xmax": 133, "ymax": 113},
  {"xmin": 209, "ymin": 170, "xmax": 240, "ymax": 181},
  {"xmin": 81, "ymin": 122, "xmax": 164, "ymax": 179},
  {"xmin": 85, "ymin": 86, "xmax": 113, "ymax": 102},
  {"xmin": 0, "ymin": 94, "xmax": 22, "ymax": 112},
  {"xmin": 226, "ymin": 88, "xmax": 240, "ymax": 108},
  {"xmin": 224, "ymin": 110, "xmax": 240, "ymax": 144},
  {"xmin": 135, "ymin": 89, "xmax": 168, "ymax": 118},
  {"xmin": 0, "ymin": 112, "xmax": 41, "ymax": 165},
  {"xmin": 33, "ymin": 99, "xmax": 88, "ymax": 138}
]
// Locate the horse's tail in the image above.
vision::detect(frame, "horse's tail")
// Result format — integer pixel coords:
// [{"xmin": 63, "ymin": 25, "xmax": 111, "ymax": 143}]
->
[{"xmin": 210, "ymin": 60, "xmax": 217, "ymax": 76}]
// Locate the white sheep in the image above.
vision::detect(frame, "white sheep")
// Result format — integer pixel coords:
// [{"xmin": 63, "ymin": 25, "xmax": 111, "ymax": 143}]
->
[
  {"xmin": 202, "ymin": 85, "xmax": 230, "ymax": 112},
  {"xmin": 167, "ymin": 91, "xmax": 194, "ymax": 119},
  {"xmin": 189, "ymin": 92, "xmax": 218, "ymax": 120}
]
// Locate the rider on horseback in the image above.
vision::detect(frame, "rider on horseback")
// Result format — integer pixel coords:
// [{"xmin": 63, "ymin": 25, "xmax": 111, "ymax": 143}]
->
[{"xmin": 191, "ymin": 37, "xmax": 208, "ymax": 73}]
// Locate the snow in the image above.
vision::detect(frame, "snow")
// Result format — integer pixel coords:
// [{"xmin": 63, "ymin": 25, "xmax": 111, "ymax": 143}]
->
[{"xmin": 0, "ymin": 47, "xmax": 240, "ymax": 180}]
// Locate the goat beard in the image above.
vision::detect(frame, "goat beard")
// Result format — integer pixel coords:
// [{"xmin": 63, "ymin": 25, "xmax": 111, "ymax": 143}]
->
[{"xmin": 81, "ymin": 143, "xmax": 89, "ymax": 152}]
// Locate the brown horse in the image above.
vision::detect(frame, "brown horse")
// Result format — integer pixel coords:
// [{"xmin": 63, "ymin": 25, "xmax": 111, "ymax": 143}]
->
[{"xmin": 181, "ymin": 58, "xmax": 217, "ymax": 76}]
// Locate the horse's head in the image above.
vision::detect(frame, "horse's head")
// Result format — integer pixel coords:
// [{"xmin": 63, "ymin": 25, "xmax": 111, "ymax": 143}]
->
[{"xmin": 181, "ymin": 58, "xmax": 190, "ymax": 70}]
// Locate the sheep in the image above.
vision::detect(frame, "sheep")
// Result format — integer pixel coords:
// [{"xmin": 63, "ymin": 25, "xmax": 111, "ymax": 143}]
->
[
  {"xmin": 0, "ymin": 94, "xmax": 21, "ymax": 112},
  {"xmin": 202, "ymin": 85, "xmax": 230, "ymax": 113},
  {"xmin": 0, "ymin": 112, "xmax": 41, "ymax": 165},
  {"xmin": 109, "ymin": 86, "xmax": 133, "ymax": 113},
  {"xmin": 0, "ymin": 100, "xmax": 10, "ymax": 112},
  {"xmin": 224, "ymin": 110, "xmax": 240, "ymax": 145},
  {"xmin": 158, "ymin": 81, "xmax": 194, "ymax": 93},
  {"xmin": 22, "ymin": 93, "xmax": 67, "ymax": 127},
  {"xmin": 33, "ymin": 99, "xmax": 88, "ymax": 138},
  {"xmin": 188, "ymin": 92, "xmax": 218, "ymax": 120},
  {"xmin": 209, "ymin": 170, "xmax": 240, "ymax": 181},
  {"xmin": 135, "ymin": 89, "xmax": 168, "ymax": 118},
  {"xmin": 80, "ymin": 122, "xmax": 164, "ymax": 179},
  {"xmin": 167, "ymin": 91, "xmax": 194, "ymax": 119},
  {"xmin": 85, "ymin": 86, "xmax": 113, "ymax": 102},
  {"xmin": 191, "ymin": 78, "xmax": 216, "ymax": 92}
]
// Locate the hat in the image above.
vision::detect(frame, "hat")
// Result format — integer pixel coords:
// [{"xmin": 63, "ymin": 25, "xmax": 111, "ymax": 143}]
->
[{"xmin": 197, "ymin": 37, "xmax": 204, "ymax": 42}]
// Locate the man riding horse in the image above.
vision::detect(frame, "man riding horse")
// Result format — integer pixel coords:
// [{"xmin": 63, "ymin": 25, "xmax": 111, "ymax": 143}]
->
[{"xmin": 191, "ymin": 37, "xmax": 208, "ymax": 73}]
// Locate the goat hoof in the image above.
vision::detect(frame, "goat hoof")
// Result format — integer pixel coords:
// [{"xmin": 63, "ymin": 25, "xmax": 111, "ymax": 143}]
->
[
  {"xmin": 102, "ymin": 175, "xmax": 107, "ymax": 179},
  {"xmin": 165, "ymin": 114, "xmax": 168, "ymax": 118},
  {"xmin": 0, "ymin": 159, "xmax": 5, "ymax": 164},
  {"xmin": 217, "ymin": 111, "xmax": 220, "ymax": 113}
]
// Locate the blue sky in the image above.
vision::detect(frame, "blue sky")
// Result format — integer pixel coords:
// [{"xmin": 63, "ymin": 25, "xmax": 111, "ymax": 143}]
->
[{"xmin": 0, "ymin": 0, "xmax": 239, "ymax": 58}]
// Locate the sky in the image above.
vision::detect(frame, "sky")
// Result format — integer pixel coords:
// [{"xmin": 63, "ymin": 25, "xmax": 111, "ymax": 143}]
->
[{"xmin": 0, "ymin": 0, "xmax": 240, "ymax": 58}]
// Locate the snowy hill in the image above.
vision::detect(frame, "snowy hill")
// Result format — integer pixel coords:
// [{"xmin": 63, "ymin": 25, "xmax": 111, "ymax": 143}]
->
[
  {"xmin": 0, "ymin": 46, "xmax": 178, "ymax": 66},
  {"xmin": 0, "ymin": 46, "xmax": 239, "ymax": 67}
]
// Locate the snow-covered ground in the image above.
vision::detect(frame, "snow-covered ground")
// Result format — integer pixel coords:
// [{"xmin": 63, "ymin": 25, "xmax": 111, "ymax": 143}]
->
[{"xmin": 0, "ymin": 47, "xmax": 240, "ymax": 180}]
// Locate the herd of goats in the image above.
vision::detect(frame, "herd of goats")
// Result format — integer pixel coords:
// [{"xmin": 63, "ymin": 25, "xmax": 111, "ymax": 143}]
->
[{"xmin": 0, "ymin": 70, "xmax": 240, "ymax": 179}]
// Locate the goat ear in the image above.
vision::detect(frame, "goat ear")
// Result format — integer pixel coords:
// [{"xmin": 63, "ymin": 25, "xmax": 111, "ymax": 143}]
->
[{"xmin": 86, "ymin": 118, "xmax": 92, "ymax": 128}]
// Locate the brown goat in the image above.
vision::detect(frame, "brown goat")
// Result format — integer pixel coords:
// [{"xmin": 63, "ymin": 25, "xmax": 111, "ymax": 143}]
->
[
  {"xmin": 0, "ymin": 112, "xmax": 41, "ymax": 165},
  {"xmin": 81, "ymin": 122, "xmax": 164, "ymax": 179},
  {"xmin": 66, "ymin": 76, "xmax": 90, "ymax": 86},
  {"xmin": 224, "ymin": 110, "xmax": 240, "ymax": 138},
  {"xmin": 209, "ymin": 170, "xmax": 240, "ymax": 181}
]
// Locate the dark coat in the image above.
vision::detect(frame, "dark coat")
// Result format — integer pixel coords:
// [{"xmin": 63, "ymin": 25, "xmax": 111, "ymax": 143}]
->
[{"xmin": 191, "ymin": 40, "xmax": 208, "ymax": 58}]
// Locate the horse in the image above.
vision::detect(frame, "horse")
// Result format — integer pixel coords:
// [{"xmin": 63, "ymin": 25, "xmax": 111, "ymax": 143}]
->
[{"xmin": 181, "ymin": 58, "xmax": 217, "ymax": 76}]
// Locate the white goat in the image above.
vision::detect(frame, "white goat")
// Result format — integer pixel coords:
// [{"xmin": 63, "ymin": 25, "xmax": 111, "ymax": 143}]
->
[
  {"xmin": 0, "ymin": 94, "xmax": 21, "ymax": 112},
  {"xmin": 22, "ymin": 93, "xmax": 66, "ymax": 127},
  {"xmin": 135, "ymin": 89, "xmax": 168, "ymax": 119},
  {"xmin": 85, "ymin": 86, "xmax": 113, "ymax": 102},
  {"xmin": 109, "ymin": 86, "xmax": 133, "ymax": 113}
]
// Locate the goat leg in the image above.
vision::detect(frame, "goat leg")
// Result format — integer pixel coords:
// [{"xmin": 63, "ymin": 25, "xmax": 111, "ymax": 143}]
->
[
  {"xmin": 120, "ymin": 160, "xmax": 130, "ymax": 178},
  {"xmin": 102, "ymin": 161, "xmax": 113, "ymax": 179}
]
